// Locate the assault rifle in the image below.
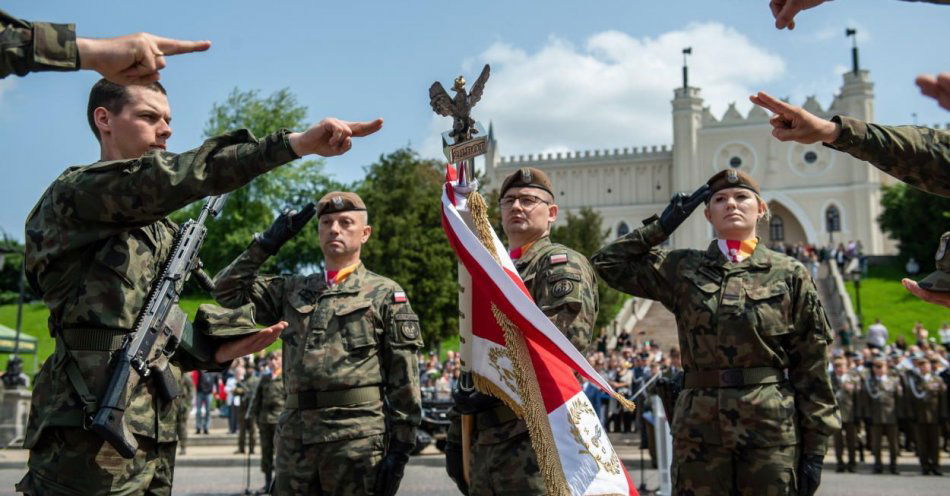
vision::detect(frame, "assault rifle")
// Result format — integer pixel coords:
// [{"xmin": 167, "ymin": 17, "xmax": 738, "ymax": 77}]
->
[{"xmin": 92, "ymin": 194, "xmax": 228, "ymax": 458}]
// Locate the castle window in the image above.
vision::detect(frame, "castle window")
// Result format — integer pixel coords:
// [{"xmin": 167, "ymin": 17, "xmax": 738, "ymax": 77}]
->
[
  {"xmin": 729, "ymin": 156, "xmax": 742, "ymax": 168},
  {"xmin": 769, "ymin": 215, "xmax": 785, "ymax": 241},
  {"xmin": 825, "ymin": 205, "xmax": 841, "ymax": 233},
  {"xmin": 617, "ymin": 222, "xmax": 630, "ymax": 237},
  {"xmin": 804, "ymin": 151, "xmax": 818, "ymax": 164},
  {"xmin": 607, "ymin": 188, "xmax": 612, "ymax": 194}
]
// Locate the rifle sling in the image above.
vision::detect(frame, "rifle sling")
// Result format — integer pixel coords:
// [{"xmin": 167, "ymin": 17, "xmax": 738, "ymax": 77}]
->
[{"xmin": 53, "ymin": 334, "xmax": 104, "ymax": 425}]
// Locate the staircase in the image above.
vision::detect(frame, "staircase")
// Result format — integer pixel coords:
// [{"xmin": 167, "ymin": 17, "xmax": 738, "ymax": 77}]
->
[
  {"xmin": 814, "ymin": 260, "xmax": 861, "ymax": 343},
  {"xmin": 632, "ymin": 301, "xmax": 680, "ymax": 352}
]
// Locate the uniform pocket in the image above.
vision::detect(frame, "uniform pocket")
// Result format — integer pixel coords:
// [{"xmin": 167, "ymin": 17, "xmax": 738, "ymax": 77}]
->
[
  {"xmin": 337, "ymin": 302, "xmax": 376, "ymax": 351},
  {"xmin": 746, "ymin": 282, "xmax": 791, "ymax": 335}
]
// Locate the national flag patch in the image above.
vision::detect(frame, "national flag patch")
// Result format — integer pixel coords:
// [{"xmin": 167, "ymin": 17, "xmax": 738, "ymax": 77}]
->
[
  {"xmin": 393, "ymin": 291, "xmax": 407, "ymax": 303},
  {"xmin": 549, "ymin": 253, "xmax": 568, "ymax": 265}
]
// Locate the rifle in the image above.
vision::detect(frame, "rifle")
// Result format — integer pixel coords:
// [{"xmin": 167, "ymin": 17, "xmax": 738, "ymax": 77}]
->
[{"xmin": 92, "ymin": 194, "xmax": 229, "ymax": 458}]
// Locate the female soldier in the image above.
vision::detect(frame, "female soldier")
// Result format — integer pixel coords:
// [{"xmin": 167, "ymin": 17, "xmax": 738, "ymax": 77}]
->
[{"xmin": 591, "ymin": 169, "xmax": 839, "ymax": 496}]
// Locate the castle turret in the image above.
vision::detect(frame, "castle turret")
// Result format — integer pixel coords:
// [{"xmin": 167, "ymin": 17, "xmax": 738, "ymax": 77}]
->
[{"xmin": 670, "ymin": 85, "xmax": 706, "ymax": 249}]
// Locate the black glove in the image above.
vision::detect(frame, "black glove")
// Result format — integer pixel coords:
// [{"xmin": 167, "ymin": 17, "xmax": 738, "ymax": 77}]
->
[
  {"xmin": 798, "ymin": 453, "xmax": 824, "ymax": 496},
  {"xmin": 452, "ymin": 387, "xmax": 498, "ymax": 415},
  {"xmin": 444, "ymin": 439, "xmax": 469, "ymax": 495},
  {"xmin": 254, "ymin": 202, "xmax": 317, "ymax": 255},
  {"xmin": 658, "ymin": 184, "xmax": 711, "ymax": 235},
  {"xmin": 374, "ymin": 439, "xmax": 413, "ymax": 496}
]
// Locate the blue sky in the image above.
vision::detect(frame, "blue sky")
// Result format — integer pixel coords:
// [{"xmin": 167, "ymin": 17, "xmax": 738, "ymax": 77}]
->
[{"xmin": 1, "ymin": 0, "xmax": 947, "ymax": 239}]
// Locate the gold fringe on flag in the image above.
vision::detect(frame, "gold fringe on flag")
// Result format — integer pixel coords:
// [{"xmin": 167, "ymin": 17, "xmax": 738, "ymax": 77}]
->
[{"xmin": 465, "ymin": 191, "xmax": 500, "ymax": 264}]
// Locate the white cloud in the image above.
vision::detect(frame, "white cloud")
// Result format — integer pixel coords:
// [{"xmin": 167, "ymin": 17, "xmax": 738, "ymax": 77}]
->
[{"xmin": 422, "ymin": 22, "xmax": 785, "ymax": 161}]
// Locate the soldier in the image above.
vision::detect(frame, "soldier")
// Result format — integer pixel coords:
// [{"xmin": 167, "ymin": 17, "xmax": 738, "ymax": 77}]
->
[
  {"xmin": 447, "ymin": 167, "xmax": 599, "ymax": 495},
  {"xmin": 236, "ymin": 362, "xmax": 259, "ymax": 455},
  {"xmin": 865, "ymin": 355, "xmax": 903, "ymax": 474},
  {"xmin": 591, "ymin": 169, "xmax": 839, "ymax": 495},
  {"xmin": 250, "ymin": 352, "xmax": 285, "ymax": 492},
  {"xmin": 832, "ymin": 356, "xmax": 860, "ymax": 472},
  {"xmin": 213, "ymin": 192, "xmax": 423, "ymax": 496},
  {"xmin": 1, "ymin": 8, "xmax": 209, "ymax": 84},
  {"xmin": 176, "ymin": 370, "xmax": 195, "ymax": 455},
  {"xmin": 16, "ymin": 76, "xmax": 381, "ymax": 495},
  {"xmin": 908, "ymin": 354, "xmax": 948, "ymax": 475}
]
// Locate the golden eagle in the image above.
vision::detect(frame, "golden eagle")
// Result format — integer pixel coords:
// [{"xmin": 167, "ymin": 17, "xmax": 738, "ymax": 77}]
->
[{"xmin": 429, "ymin": 64, "xmax": 490, "ymax": 141}]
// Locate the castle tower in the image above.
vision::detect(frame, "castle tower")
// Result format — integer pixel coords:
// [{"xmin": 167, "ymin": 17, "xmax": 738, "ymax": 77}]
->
[
  {"xmin": 670, "ymin": 85, "xmax": 706, "ymax": 249},
  {"xmin": 483, "ymin": 121, "xmax": 498, "ymax": 181}
]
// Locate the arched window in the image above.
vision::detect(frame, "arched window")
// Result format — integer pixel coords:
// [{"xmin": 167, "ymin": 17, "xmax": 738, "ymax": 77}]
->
[
  {"xmin": 825, "ymin": 205, "xmax": 841, "ymax": 233},
  {"xmin": 769, "ymin": 215, "xmax": 785, "ymax": 241},
  {"xmin": 616, "ymin": 221, "xmax": 630, "ymax": 237}
]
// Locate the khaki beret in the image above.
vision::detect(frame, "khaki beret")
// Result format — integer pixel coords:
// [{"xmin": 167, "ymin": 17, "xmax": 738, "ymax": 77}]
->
[
  {"xmin": 500, "ymin": 167, "xmax": 554, "ymax": 198},
  {"xmin": 706, "ymin": 169, "xmax": 760, "ymax": 201},
  {"xmin": 316, "ymin": 191, "xmax": 366, "ymax": 217}
]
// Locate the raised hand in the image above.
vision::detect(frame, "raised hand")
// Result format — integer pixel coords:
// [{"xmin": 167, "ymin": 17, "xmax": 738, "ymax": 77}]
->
[
  {"xmin": 77, "ymin": 33, "xmax": 211, "ymax": 85},
  {"xmin": 749, "ymin": 91, "xmax": 840, "ymax": 144},
  {"xmin": 255, "ymin": 203, "xmax": 317, "ymax": 255},
  {"xmin": 769, "ymin": 0, "xmax": 828, "ymax": 30},
  {"xmin": 288, "ymin": 117, "xmax": 384, "ymax": 157},
  {"xmin": 214, "ymin": 321, "xmax": 287, "ymax": 364},
  {"xmin": 916, "ymin": 73, "xmax": 950, "ymax": 111},
  {"xmin": 902, "ymin": 279, "xmax": 950, "ymax": 309},
  {"xmin": 659, "ymin": 184, "xmax": 711, "ymax": 235}
]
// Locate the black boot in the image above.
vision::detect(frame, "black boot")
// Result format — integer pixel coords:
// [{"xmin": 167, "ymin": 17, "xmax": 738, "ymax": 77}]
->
[
  {"xmin": 259, "ymin": 471, "xmax": 272, "ymax": 495},
  {"xmin": 836, "ymin": 463, "xmax": 845, "ymax": 473},
  {"xmin": 890, "ymin": 464, "xmax": 900, "ymax": 475},
  {"xmin": 873, "ymin": 464, "xmax": 883, "ymax": 474}
]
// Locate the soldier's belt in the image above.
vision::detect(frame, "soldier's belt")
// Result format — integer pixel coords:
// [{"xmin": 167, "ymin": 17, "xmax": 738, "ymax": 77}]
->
[
  {"xmin": 60, "ymin": 328, "xmax": 129, "ymax": 351},
  {"xmin": 475, "ymin": 403, "xmax": 519, "ymax": 429},
  {"xmin": 684, "ymin": 367, "xmax": 786, "ymax": 388},
  {"xmin": 285, "ymin": 386, "xmax": 381, "ymax": 410}
]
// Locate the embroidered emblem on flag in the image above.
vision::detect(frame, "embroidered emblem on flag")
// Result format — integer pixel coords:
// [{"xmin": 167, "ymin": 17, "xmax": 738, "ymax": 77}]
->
[
  {"xmin": 549, "ymin": 253, "xmax": 568, "ymax": 265},
  {"xmin": 393, "ymin": 291, "xmax": 407, "ymax": 303}
]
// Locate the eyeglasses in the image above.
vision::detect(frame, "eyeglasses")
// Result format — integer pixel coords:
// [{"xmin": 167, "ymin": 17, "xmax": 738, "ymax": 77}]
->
[{"xmin": 499, "ymin": 194, "xmax": 550, "ymax": 211}]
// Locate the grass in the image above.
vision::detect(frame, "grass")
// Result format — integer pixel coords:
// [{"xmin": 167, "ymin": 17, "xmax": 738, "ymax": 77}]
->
[
  {"xmin": 845, "ymin": 262, "xmax": 950, "ymax": 345},
  {"xmin": 0, "ymin": 296, "xmax": 287, "ymax": 379}
]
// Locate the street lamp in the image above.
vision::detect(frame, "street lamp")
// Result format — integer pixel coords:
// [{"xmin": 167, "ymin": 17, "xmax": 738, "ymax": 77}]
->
[
  {"xmin": 1, "ymin": 246, "xmax": 28, "ymax": 390},
  {"xmin": 846, "ymin": 258, "xmax": 863, "ymax": 332}
]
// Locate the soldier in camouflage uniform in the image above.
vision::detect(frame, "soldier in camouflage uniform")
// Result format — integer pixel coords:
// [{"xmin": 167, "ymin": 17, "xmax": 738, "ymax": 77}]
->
[
  {"xmin": 176, "ymin": 371, "xmax": 195, "ymax": 455},
  {"xmin": 250, "ymin": 352, "xmax": 285, "ymax": 491},
  {"xmin": 908, "ymin": 354, "xmax": 948, "ymax": 475},
  {"xmin": 592, "ymin": 169, "xmax": 839, "ymax": 496},
  {"xmin": 832, "ymin": 355, "xmax": 860, "ymax": 472},
  {"xmin": 236, "ymin": 365, "xmax": 259, "ymax": 455},
  {"xmin": 213, "ymin": 191, "xmax": 422, "ymax": 496},
  {"xmin": 446, "ymin": 167, "xmax": 599, "ymax": 495},
  {"xmin": 1, "ymin": 8, "xmax": 209, "ymax": 84},
  {"xmin": 15, "ymin": 77, "xmax": 381, "ymax": 495},
  {"xmin": 864, "ymin": 355, "xmax": 903, "ymax": 474}
]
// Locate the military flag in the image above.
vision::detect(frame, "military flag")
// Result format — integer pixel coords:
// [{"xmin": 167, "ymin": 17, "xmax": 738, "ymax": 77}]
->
[{"xmin": 441, "ymin": 166, "xmax": 637, "ymax": 496}]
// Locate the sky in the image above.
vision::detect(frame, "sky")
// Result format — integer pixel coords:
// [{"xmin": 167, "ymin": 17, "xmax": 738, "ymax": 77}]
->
[{"xmin": 1, "ymin": 0, "xmax": 948, "ymax": 240}]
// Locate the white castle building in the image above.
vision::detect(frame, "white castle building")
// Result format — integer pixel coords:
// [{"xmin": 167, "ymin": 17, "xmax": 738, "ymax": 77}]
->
[{"xmin": 485, "ymin": 66, "xmax": 903, "ymax": 254}]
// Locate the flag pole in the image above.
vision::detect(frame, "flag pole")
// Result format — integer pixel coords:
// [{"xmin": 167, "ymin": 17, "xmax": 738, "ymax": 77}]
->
[{"xmin": 455, "ymin": 157, "xmax": 477, "ymax": 486}]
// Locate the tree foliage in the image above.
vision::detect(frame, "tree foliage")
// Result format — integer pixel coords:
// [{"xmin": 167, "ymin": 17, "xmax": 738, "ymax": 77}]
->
[
  {"xmin": 357, "ymin": 149, "xmax": 459, "ymax": 347},
  {"xmin": 172, "ymin": 88, "xmax": 339, "ymax": 278},
  {"xmin": 550, "ymin": 207, "xmax": 627, "ymax": 334},
  {"xmin": 877, "ymin": 184, "xmax": 950, "ymax": 272}
]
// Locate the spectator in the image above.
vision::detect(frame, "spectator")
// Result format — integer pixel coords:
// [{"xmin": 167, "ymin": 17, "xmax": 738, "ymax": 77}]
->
[
  {"xmin": 913, "ymin": 322, "xmax": 931, "ymax": 347},
  {"xmin": 195, "ymin": 370, "xmax": 219, "ymax": 434},
  {"xmin": 866, "ymin": 319, "xmax": 889, "ymax": 349},
  {"xmin": 939, "ymin": 323, "xmax": 950, "ymax": 348},
  {"xmin": 906, "ymin": 257, "xmax": 921, "ymax": 275}
]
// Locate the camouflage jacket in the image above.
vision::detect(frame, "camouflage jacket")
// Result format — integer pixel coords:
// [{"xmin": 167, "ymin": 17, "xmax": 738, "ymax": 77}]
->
[
  {"xmin": 832, "ymin": 370, "xmax": 861, "ymax": 423},
  {"xmin": 591, "ymin": 221, "xmax": 840, "ymax": 455},
  {"xmin": 23, "ymin": 129, "xmax": 297, "ymax": 447},
  {"xmin": 862, "ymin": 372, "xmax": 902, "ymax": 425},
  {"xmin": 473, "ymin": 235, "xmax": 599, "ymax": 445},
  {"xmin": 0, "ymin": 9, "xmax": 78, "ymax": 78},
  {"xmin": 178, "ymin": 371, "xmax": 195, "ymax": 412},
  {"xmin": 213, "ymin": 243, "xmax": 423, "ymax": 446},
  {"xmin": 825, "ymin": 115, "xmax": 950, "ymax": 197},
  {"xmin": 251, "ymin": 371, "xmax": 285, "ymax": 425},
  {"xmin": 907, "ymin": 372, "xmax": 948, "ymax": 424}
]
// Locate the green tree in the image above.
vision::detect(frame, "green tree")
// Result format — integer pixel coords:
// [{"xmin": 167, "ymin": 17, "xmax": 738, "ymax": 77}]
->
[
  {"xmin": 172, "ymin": 88, "xmax": 339, "ymax": 278},
  {"xmin": 878, "ymin": 184, "xmax": 950, "ymax": 272},
  {"xmin": 550, "ymin": 207, "xmax": 627, "ymax": 335},
  {"xmin": 0, "ymin": 233, "xmax": 30, "ymax": 304},
  {"xmin": 356, "ymin": 149, "xmax": 459, "ymax": 347}
]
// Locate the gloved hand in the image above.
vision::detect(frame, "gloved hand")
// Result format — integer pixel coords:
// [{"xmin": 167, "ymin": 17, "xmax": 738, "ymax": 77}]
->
[
  {"xmin": 444, "ymin": 439, "xmax": 469, "ymax": 495},
  {"xmin": 658, "ymin": 184, "xmax": 711, "ymax": 235},
  {"xmin": 452, "ymin": 387, "xmax": 498, "ymax": 415},
  {"xmin": 798, "ymin": 453, "xmax": 824, "ymax": 496},
  {"xmin": 254, "ymin": 202, "xmax": 317, "ymax": 255},
  {"xmin": 374, "ymin": 439, "xmax": 413, "ymax": 496}
]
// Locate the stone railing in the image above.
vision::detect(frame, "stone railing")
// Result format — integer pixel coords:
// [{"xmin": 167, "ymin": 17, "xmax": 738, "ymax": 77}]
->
[
  {"xmin": 825, "ymin": 260, "xmax": 861, "ymax": 338},
  {"xmin": 605, "ymin": 296, "xmax": 653, "ymax": 349}
]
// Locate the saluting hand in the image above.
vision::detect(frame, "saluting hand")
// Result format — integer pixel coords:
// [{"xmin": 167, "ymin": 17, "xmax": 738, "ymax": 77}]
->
[
  {"xmin": 289, "ymin": 117, "xmax": 384, "ymax": 157},
  {"xmin": 255, "ymin": 203, "xmax": 317, "ymax": 256},
  {"xmin": 214, "ymin": 321, "xmax": 287, "ymax": 364},
  {"xmin": 916, "ymin": 73, "xmax": 950, "ymax": 111},
  {"xmin": 77, "ymin": 33, "xmax": 211, "ymax": 85},
  {"xmin": 658, "ymin": 184, "xmax": 711, "ymax": 235},
  {"xmin": 769, "ymin": 0, "xmax": 828, "ymax": 30},
  {"xmin": 749, "ymin": 91, "xmax": 840, "ymax": 144}
]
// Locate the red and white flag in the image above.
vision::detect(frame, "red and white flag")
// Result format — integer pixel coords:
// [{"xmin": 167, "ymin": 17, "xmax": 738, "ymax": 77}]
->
[{"xmin": 441, "ymin": 167, "xmax": 637, "ymax": 496}]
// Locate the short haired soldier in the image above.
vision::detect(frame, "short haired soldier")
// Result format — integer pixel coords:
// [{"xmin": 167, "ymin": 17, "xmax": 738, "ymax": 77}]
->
[
  {"xmin": 908, "ymin": 354, "xmax": 948, "ymax": 475},
  {"xmin": 446, "ymin": 167, "xmax": 599, "ymax": 495},
  {"xmin": 17, "ymin": 78, "xmax": 380, "ymax": 495},
  {"xmin": 864, "ymin": 355, "xmax": 903, "ymax": 474},
  {"xmin": 250, "ymin": 352, "xmax": 285, "ymax": 492},
  {"xmin": 591, "ymin": 169, "xmax": 839, "ymax": 495},
  {"xmin": 832, "ymin": 356, "xmax": 861, "ymax": 472},
  {"xmin": 213, "ymin": 191, "xmax": 423, "ymax": 496}
]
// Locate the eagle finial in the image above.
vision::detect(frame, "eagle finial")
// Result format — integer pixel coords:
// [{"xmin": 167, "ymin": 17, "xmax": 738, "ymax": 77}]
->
[{"xmin": 453, "ymin": 76, "xmax": 466, "ymax": 92}]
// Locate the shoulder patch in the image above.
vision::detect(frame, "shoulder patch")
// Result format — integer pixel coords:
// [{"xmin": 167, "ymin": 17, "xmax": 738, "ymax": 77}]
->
[
  {"xmin": 549, "ymin": 253, "xmax": 568, "ymax": 265},
  {"xmin": 552, "ymin": 279, "xmax": 575, "ymax": 298},
  {"xmin": 393, "ymin": 291, "xmax": 407, "ymax": 303}
]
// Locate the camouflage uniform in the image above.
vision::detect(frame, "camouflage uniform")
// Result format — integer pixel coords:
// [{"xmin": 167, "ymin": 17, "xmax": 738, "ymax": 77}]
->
[
  {"xmin": 0, "ymin": 9, "xmax": 78, "ymax": 78},
  {"xmin": 236, "ymin": 373, "xmax": 259, "ymax": 454},
  {"xmin": 864, "ymin": 370, "xmax": 902, "ymax": 473},
  {"xmin": 213, "ymin": 247, "xmax": 423, "ymax": 495},
  {"xmin": 908, "ymin": 370, "xmax": 948, "ymax": 474},
  {"xmin": 591, "ymin": 220, "xmax": 840, "ymax": 495},
  {"xmin": 824, "ymin": 115, "xmax": 950, "ymax": 198},
  {"xmin": 176, "ymin": 371, "xmax": 195, "ymax": 454},
  {"xmin": 458, "ymin": 235, "xmax": 599, "ymax": 496},
  {"xmin": 251, "ymin": 369, "xmax": 285, "ymax": 479},
  {"xmin": 832, "ymin": 369, "xmax": 861, "ymax": 471},
  {"xmin": 17, "ymin": 129, "xmax": 298, "ymax": 495}
]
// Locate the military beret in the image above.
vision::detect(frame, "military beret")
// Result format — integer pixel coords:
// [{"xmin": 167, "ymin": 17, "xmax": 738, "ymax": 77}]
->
[
  {"xmin": 316, "ymin": 191, "xmax": 366, "ymax": 217},
  {"xmin": 871, "ymin": 355, "xmax": 887, "ymax": 364},
  {"xmin": 193, "ymin": 303, "xmax": 259, "ymax": 338},
  {"xmin": 706, "ymin": 168, "xmax": 760, "ymax": 201},
  {"xmin": 500, "ymin": 167, "xmax": 554, "ymax": 198}
]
